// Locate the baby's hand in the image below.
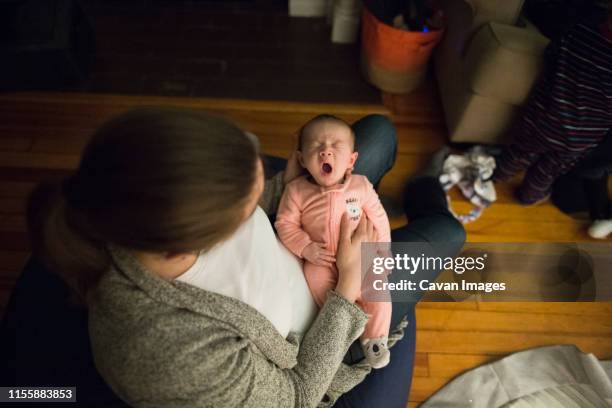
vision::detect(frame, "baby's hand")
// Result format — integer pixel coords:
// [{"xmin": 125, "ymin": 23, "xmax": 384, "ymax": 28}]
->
[{"xmin": 302, "ymin": 242, "xmax": 336, "ymax": 267}]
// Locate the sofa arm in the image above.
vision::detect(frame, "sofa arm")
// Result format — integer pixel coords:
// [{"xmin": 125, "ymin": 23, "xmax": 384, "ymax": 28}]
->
[{"xmin": 463, "ymin": 20, "xmax": 550, "ymax": 106}]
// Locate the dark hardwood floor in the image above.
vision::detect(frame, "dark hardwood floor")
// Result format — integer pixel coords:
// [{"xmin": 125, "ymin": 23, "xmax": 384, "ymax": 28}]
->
[{"xmin": 55, "ymin": 0, "xmax": 382, "ymax": 103}]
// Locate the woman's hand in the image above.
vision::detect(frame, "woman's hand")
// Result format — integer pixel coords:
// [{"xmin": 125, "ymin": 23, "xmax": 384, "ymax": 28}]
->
[
  {"xmin": 283, "ymin": 133, "xmax": 304, "ymax": 185},
  {"xmin": 335, "ymin": 213, "xmax": 377, "ymax": 303}
]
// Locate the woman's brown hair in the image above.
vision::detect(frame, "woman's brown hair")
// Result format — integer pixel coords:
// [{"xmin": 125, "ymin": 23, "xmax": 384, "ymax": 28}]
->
[{"xmin": 27, "ymin": 107, "xmax": 258, "ymax": 300}]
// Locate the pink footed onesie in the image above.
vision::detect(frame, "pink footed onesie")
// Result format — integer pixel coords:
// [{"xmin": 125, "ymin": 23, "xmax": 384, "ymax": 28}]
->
[{"xmin": 275, "ymin": 174, "xmax": 392, "ymax": 340}]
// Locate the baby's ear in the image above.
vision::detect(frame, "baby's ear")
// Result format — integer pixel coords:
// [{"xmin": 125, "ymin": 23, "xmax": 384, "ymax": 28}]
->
[
  {"xmin": 296, "ymin": 151, "xmax": 305, "ymax": 167},
  {"xmin": 349, "ymin": 151, "xmax": 359, "ymax": 168}
]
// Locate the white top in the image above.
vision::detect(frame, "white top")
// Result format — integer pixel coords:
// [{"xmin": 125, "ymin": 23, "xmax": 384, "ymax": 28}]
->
[{"xmin": 176, "ymin": 206, "xmax": 317, "ymax": 339}]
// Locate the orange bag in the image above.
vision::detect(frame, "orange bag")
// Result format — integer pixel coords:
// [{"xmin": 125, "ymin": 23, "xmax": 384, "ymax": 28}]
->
[{"xmin": 361, "ymin": 6, "xmax": 444, "ymax": 93}]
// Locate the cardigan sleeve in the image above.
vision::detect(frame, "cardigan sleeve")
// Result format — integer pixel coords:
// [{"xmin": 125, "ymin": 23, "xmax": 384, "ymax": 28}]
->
[{"xmin": 219, "ymin": 291, "xmax": 369, "ymax": 407}]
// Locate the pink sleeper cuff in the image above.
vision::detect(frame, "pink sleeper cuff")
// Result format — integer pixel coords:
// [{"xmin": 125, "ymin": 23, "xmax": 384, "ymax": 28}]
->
[{"xmin": 294, "ymin": 237, "xmax": 313, "ymax": 258}]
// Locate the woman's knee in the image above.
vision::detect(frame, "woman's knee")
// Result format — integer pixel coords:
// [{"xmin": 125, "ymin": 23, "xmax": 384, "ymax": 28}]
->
[
  {"xmin": 353, "ymin": 114, "xmax": 397, "ymax": 153},
  {"xmin": 369, "ymin": 114, "xmax": 396, "ymax": 145},
  {"xmin": 429, "ymin": 215, "xmax": 466, "ymax": 250},
  {"xmin": 391, "ymin": 214, "xmax": 466, "ymax": 251},
  {"xmin": 351, "ymin": 115, "xmax": 398, "ymax": 185},
  {"xmin": 445, "ymin": 216, "xmax": 467, "ymax": 247}
]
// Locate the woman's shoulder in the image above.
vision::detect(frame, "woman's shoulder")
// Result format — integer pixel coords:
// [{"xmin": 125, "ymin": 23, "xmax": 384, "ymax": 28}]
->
[{"xmin": 89, "ymin": 266, "xmax": 235, "ymax": 333}]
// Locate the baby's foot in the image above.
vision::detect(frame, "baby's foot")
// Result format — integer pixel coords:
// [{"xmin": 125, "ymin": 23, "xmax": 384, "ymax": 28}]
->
[{"xmin": 362, "ymin": 337, "xmax": 390, "ymax": 369}]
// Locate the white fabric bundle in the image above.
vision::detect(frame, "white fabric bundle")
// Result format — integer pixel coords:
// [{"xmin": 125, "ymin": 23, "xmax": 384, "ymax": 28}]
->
[{"xmin": 439, "ymin": 146, "xmax": 497, "ymax": 223}]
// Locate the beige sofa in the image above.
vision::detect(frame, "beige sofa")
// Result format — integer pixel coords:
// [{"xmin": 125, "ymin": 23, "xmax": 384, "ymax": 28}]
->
[{"xmin": 434, "ymin": 0, "xmax": 550, "ymax": 144}]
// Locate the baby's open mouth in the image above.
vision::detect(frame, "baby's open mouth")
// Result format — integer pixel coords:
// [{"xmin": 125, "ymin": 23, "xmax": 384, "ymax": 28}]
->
[{"xmin": 322, "ymin": 163, "xmax": 333, "ymax": 174}]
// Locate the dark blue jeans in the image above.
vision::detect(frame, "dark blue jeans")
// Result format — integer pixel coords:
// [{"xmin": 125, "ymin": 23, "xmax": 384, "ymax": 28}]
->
[{"xmin": 265, "ymin": 114, "xmax": 466, "ymax": 408}]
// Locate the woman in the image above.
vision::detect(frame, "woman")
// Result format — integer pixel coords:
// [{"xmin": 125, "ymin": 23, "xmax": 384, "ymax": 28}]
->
[{"xmin": 26, "ymin": 108, "xmax": 465, "ymax": 407}]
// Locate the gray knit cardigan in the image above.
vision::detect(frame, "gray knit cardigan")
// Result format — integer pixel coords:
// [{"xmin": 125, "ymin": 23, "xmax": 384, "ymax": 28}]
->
[{"xmin": 88, "ymin": 172, "xmax": 406, "ymax": 407}]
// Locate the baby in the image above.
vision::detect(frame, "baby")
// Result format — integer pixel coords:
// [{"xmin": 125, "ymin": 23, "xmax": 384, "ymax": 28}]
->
[{"xmin": 275, "ymin": 114, "xmax": 392, "ymax": 368}]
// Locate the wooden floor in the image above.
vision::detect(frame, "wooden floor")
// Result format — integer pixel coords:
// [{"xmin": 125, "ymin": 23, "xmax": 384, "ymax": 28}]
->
[
  {"xmin": 0, "ymin": 87, "xmax": 611, "ymax": 406},
  {"xmin": 57, "ymin": 0, "xmax": 380, "ymax": 103}
]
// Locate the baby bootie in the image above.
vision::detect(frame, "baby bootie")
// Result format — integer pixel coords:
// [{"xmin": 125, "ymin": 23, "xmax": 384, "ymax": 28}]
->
[
  {"xmin": 588, "ymin": 219, "xmax": 612, "ymax": 239},
  {"xmin": 362, "ymin": 337, "xmax": 390, "ymax": 369}
]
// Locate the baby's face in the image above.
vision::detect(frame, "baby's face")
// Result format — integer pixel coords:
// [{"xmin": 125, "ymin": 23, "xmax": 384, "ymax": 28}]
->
[{"xmin": 298, "ymin": 121, "xmax": 358, "ymax": 187}]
